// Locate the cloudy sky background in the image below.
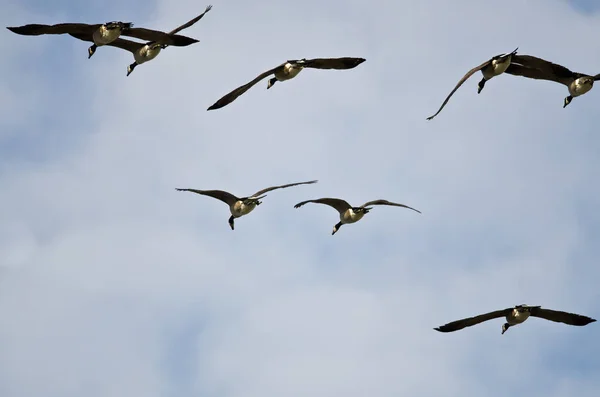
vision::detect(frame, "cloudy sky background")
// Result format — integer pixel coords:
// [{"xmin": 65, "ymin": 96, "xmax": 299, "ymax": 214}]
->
[{"xmin": 1, "ymin": 0, "xmax": 599, "ymax": 396}]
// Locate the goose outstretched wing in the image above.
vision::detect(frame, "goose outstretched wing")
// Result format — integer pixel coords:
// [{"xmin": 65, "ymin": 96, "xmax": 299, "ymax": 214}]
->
[
  {"xmin": 167, "ymin": 4, "xmax": 213, "ymax": 35},
  {"xmin": 530, "ymin": 307, "xmax": 596, "ymax": 326},
  {"xmin": 426, "ymin": 59, "xmax": 493, "ymax": 120},
  {"xmin": 294, "ymin": 198, "xmax": 352, "ymax": 214},
  {"xmin": 434, "ymin": 308, "xmax": 511, "ymax": 332},
  {"xmin": 506, "ymin": 55, "xmax": 579, "ymax": 85},
  {"xmin": 7, "ymin": 23, "xmax": 100, "ymax": 36},
  {"xmin": 251, "ymin": 180, "xmax": 318, "ymax": 198},
  {"xmin": 125, "ymin": 28, "xmax": 198, "ymax": 46},
  {"xmin": 207, "ymin": 63, "xmax": 288, "ymax": 110},
  {"xmin": 360, "ymin": 199, "xmax": 421, "ymax": 213},
  {"xmin": 297, "ymin": 57, "xmax": 366, "ymax": 70},
  {"xmin": 175, "ymin": 188, "xmax": 239, "ymax": 206}
]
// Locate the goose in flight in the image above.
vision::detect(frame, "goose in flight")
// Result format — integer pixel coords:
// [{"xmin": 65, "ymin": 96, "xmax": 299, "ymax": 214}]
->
[
  {"xmin": 293, "ymin": 197, "xmax": 421, "ymax": 235},
  {"xmin": 176, "ymin": 179, "xmax": 317, "ymax": 230},
  {"xmin": 503, "ymin": 54, "xmax": 600, "ymax": 108},
  {"xmin": 69, "ymin": 5, "xmax": 212, "ymax": 75},
  {"xmin": 434, "ymin": 304, "xmax": 596, "ymax": 334},
  {"xmin": 426, "ymin": 47, "xmax": 523, "ymax": 120},
  {"xmin": 6, "ymin": 20, "xmax": 198, "ymax": 59},
  {"xmin": 207, "ymin": 57, "xmax": 366, "ymax": 110}
]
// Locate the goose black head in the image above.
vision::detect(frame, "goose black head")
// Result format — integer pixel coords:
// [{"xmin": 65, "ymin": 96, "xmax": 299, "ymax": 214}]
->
[
  {"xmin": 127, "ymin": 62, "xmax": 137, "ymax": 76},
  {"xmin": 88, "ymin": 44, "xmax": 97, "ymax": 59},
  {"xmin": 332, "ymin": 221, "xmax": 343, "ymax": 235},
  {"xmin": 477, "ymin": 78, "xmax": 487, "ymax": 94}
]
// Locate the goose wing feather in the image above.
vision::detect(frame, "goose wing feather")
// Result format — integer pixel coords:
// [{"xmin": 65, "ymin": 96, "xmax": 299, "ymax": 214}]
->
[
  {"xmin": 251, "ymin": 180, "xmax": 318, "ymax": 198},
  {"xmin": 175, "ymin": 188, "xmax": 239, "ymax": 206},
  {"xmin": 167, "ymin": 4, "xmax": 213, "ymax": 35},
  {"xmin": 124, "ymin": 28, "xmax": 198, "ymax": 46},
  {"xmin": 297, "ymin": 57, "xmax": 366, "ymax": 70},
  {"xmin": 360, "ymin": 199, "xmax": 421, "ymax": 213},
  {"xmin": 7, "ymin": 23, "xmax": 99, "ymax": 36},
  {"xmin": 294, "ymin": 198, "xmax": 352, "ymax": 213},
  {"xmin": 434, "ymin": 309, "xmax": 511, "ymax": 332},
  {"xmin": 207, "ymin": 63, "xmax": 287, "ymax": 110},
  {"xmin": 426, "ymin": 59, "xmax": 492, "ymax": 120},
  {"xmin": 509, "ymin": 55, "xmax": 581, "ymax": 85},
  {"xmin": 530, "ymin": 307, "xmax": 596, "ymax": 326}
]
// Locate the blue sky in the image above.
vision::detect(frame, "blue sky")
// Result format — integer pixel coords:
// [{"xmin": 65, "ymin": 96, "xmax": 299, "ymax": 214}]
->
[
  {"xmin": 569, "ymin": 0, "xmax": 600, "ymax": 13},
  {"xmin": 1, "ymin": 0, "xmax": 599, "ymax": 396}
]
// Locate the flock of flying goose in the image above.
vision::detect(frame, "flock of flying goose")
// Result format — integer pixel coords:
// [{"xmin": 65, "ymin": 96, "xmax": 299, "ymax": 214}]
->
[{"xmin": 6, "ymin": 6, "xmax": 597, "ymax": 335}]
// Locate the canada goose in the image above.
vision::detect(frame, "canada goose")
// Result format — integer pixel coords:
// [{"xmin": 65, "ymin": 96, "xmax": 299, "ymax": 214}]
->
[
  {"xmin": 504, "ymin": 54, "xmax": 600, "ymax": 108},
  {"xmin": 207, "ymin": 57, "xmax": 366, "ymax": 110},
  {"xmin": 434, "ymin": 304, "xmax": 596, "ymax": 335},
  {"xmin": 69, "ymin": 5, "xmax": 212, "ymax": 76},
  {"xmin": 175, "ymin": 179, "xmax": 317, "ymax": 230},
  {"xmin": 426, "ymin": 47, "xmax": 520, "ymax": 120},
  {"xmin": 6, "ymin": 21, "xmax": 198, "ymax": 59},
  {"xmin": 293, "ymin": 198, "xmax": 421, "ymax": 235}
]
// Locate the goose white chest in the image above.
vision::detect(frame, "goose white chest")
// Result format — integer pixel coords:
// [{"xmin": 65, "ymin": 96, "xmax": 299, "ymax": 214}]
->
[
  {"xmin": 231, "ymin": 201, "xmax": 257, "ymax": 217},
  {"xmin": 570, "ymin": 77, "xmax": 594, "ymax": 96},
  {"xmin": 341, "ymin": 208, "xmax": 365, "ymax": 224},
  {"xmin": 134, "ymin": 44, "xmax": 162, "ymax": 64},
  {"xmin": 507, "ymin": 308, "xmax": 531, "ymax": 325},
  {"xmin": 274, "ymin": 62, "xmax": 303, "ymax": 81},
  {"xmin": 482, "ymin": 57, "xmax": 512, "ymax": 79},
  {"xmin": 93, "ymin": 25, "xmax": 122, "ymax": 45},
  {"xmin": 491, "ymin": 57, "xmax": 512, "ymax": 75}
]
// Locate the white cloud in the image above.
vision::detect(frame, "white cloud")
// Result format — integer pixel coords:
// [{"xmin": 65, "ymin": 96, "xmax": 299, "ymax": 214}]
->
[{"xmin": 1, "ymin": 0, "xmax": 599, "ymax": 396}]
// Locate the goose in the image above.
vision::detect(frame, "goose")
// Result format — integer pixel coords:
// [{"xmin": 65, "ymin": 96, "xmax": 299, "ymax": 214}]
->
[
  {"xmin": 434, "ymin": 304, "xmax": 596, "ymax": 335},
  {"xmin": 426, "ymin": 47, "xmax": 521, "ymax": 120},
  {"xmin": 293, "ymin": 198, "xmax": 421, "ymax": 235},
  {"xmin": 6, "ymin": 21, "xmax": 198, "ymax": 59},
  {"xmin": 69, "ymin": 5, "xmax": 212, "ymax": 76},
  {"xmin": 175, "ymin": 179, "xmax": 317, "ymax": 230},
  {"xmin": 207, "ymin": 57, "xmax": 366, "ymax": 110},
  {"xmin": 504, "ymin": 54, "xmax": 600, "ymax": 108}
]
